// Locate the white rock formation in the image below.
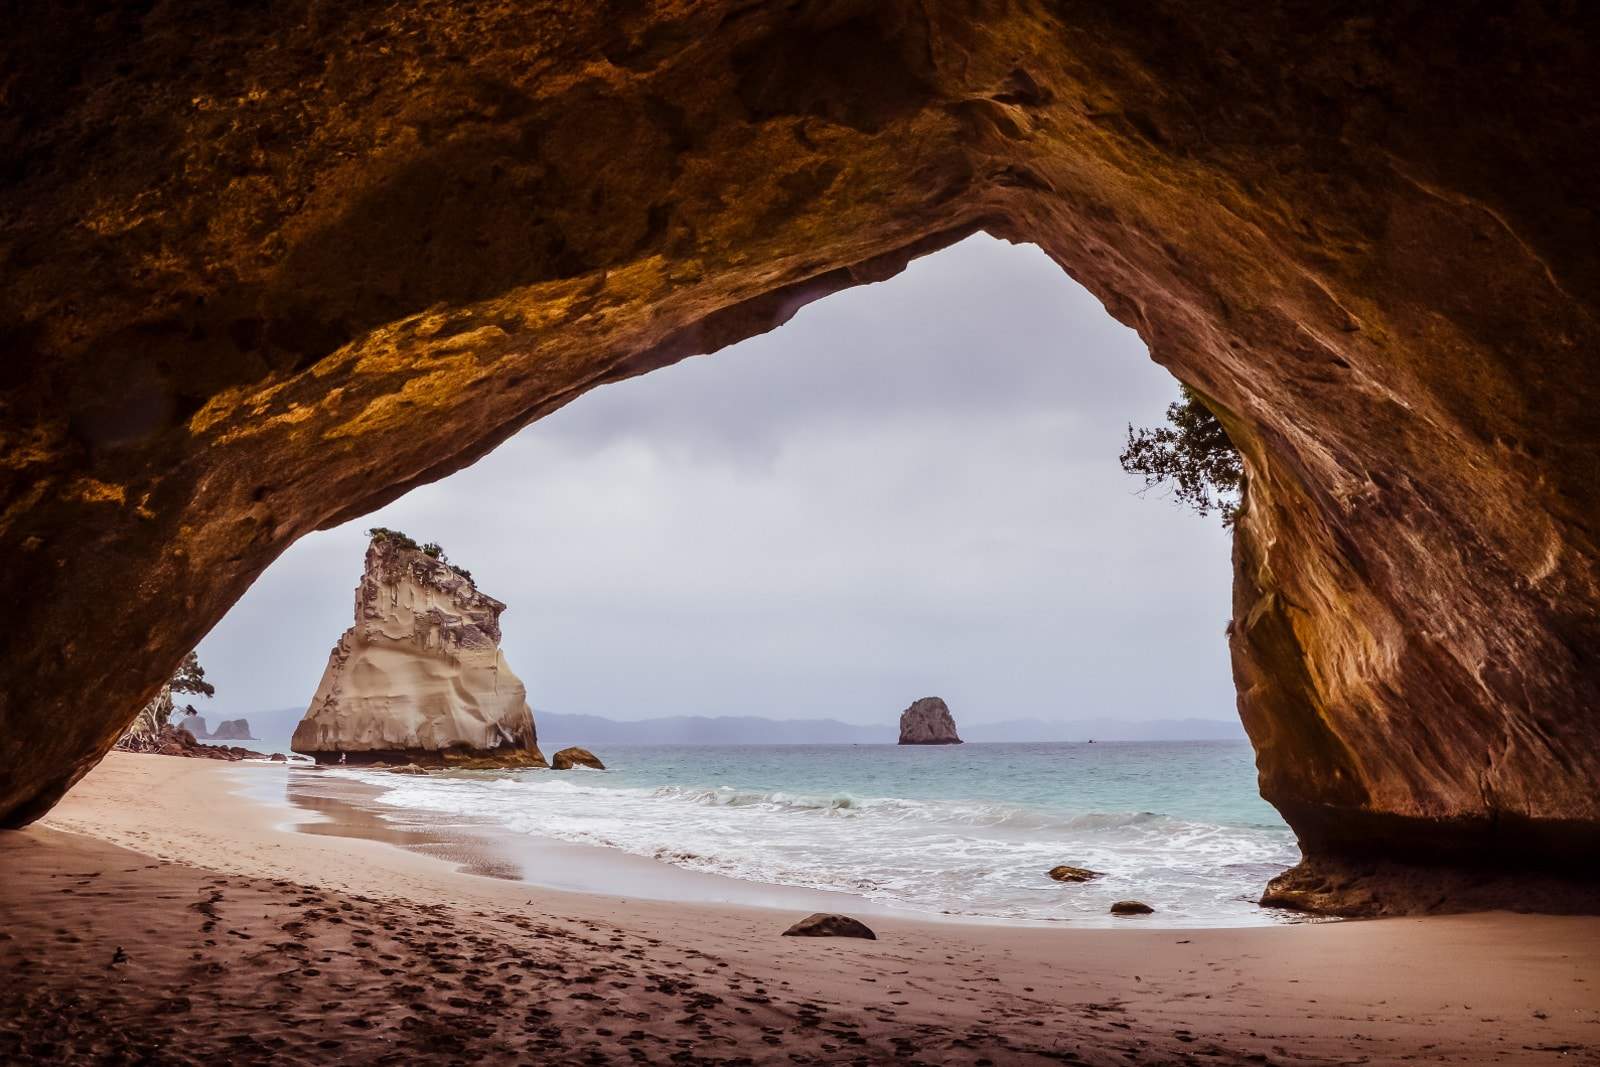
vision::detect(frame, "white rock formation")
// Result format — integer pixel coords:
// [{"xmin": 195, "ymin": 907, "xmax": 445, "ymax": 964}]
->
[{"xmin": 291, "ymin": 534, "xmax": 544, "ymax": 767}]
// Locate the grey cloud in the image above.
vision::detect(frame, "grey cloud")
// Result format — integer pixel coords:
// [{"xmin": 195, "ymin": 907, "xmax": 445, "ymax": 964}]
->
[{"xmin": 197, "ymin": 235, "xmax": 1237, "ymax": 730}]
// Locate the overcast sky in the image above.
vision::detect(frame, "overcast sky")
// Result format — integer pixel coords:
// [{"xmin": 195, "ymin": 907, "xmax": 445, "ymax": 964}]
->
[{"xmin": 196, "ymin": 235, "xmax": 1237, "ymax": 726}]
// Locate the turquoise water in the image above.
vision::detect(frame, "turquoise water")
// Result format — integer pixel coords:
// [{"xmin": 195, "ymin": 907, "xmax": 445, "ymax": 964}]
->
[{"xmin": 354, "ymin": 740, "xmax": 1300, "ymax": 926}]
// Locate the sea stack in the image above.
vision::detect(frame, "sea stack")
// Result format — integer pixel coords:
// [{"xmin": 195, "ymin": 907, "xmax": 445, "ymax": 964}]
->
[
  {"xmin": 176, "ymin": 711, "xmax": 209, "ymax": 738},
  {"xmin": 291, "ymin": 531, "xmax": 546, "ymax": 768},
  {"xmin": 208, "ymin": 718, "xmax": 254, "ymax": 741},
  {"xmin": 898, "ymin": 697, "xmax": 963, "ymax": 745}
]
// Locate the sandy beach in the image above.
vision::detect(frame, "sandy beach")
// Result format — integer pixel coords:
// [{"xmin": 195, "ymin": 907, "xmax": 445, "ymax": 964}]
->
[{"xmin": 3, "ymin": 753, "xmax": 1597, "ymax": 1065}]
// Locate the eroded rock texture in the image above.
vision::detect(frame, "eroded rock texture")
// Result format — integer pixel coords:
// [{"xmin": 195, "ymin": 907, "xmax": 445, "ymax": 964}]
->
[
  {"xmin": 1, "ymin": 2, "xmax": 1597, "ymax": 907},
  {"xmin": 898, "ymin": 697, "xmax": 963, "ymax": 745},
  {"xmin": 290, "ymin": 535, "xmax": 543, "ymax": 767}
]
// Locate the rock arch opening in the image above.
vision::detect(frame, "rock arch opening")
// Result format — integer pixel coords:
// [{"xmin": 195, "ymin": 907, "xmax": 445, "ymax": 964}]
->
[
  {"xmin": 199, "ymin": 235, "xmax": 1238, "ymax": 745},
  {"xmin": 200, "ymin": 233, "xmax": 1283, "ymax": 924},
  {"xmin": 2, "ymin": 2, "xmax": 1597, "ymax": 914}
]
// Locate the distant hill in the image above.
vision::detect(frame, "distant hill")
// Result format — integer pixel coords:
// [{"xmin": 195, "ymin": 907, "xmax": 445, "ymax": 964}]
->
[
  {"xmin": 535, "ymin": 712, "xmax": 889, "ymax": 746},
  {"xmin": 219, "ymin": 705, "xmax": 1246, "ymax": 751},
  {"xmin": 535, "ymin": 711, "xmax": 1244, "ymax": 746},
  {"xmin": 963, "ymin": 717, "xmax": 1246, "ymax": 743}
]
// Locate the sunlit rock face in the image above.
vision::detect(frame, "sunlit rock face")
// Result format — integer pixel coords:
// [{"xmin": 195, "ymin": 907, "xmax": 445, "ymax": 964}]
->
[
  {"xmin": 290, "ymin": 537, "xmax": 543, "ymax": 768},
  {"xmin": 1, "ymin": 2, "xmax": 1597, "ymax": 909}
]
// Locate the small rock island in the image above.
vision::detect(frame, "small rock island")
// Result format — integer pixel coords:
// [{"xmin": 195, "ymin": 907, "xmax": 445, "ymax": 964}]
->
[
  {"xmin": 291, "ymin": 530, "xmax": 546, "ymax": 768},
  {"xmin": 897, "ymin": 697, "xmax": 963, "ymax": 745}
]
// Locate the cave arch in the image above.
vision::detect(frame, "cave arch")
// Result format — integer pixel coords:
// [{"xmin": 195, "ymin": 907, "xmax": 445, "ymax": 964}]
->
[{"xmin": 2, "ymin": 2, "xmax": 1597, "ymax": 908}]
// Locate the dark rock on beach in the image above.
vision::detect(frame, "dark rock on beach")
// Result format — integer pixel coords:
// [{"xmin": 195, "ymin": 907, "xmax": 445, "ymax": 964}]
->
[
  {"xmin": 146, "ymin": 726, "xmax": 266, "ymax": 762},
  {"xmin": 1048, "ymin": 865, "xmax": 1102, "ymax": 883},
  {"xmin": 782, "ymin": 914, "xmax": 877, "ymax": 940},
  {"xmin": 1109, "ymin": 900, "xmax": 1155, "ymax": 916}
]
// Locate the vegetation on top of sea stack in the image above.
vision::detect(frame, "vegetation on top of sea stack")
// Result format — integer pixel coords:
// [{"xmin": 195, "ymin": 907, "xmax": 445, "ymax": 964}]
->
[
  {"xmin": 367, "ymin": 528, "xmax": 473, "ymax": 583},
  {"xmin": 1120, "ymin": 386, "xmax": 1245, "ymax": 525},
  {"xmin": 367, "ymin": 526, "xmax": 419, "ymax": 551}
]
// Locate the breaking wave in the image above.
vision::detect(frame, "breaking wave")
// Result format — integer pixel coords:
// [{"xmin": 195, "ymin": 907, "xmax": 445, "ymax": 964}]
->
[{"xmin": 337, "ymin": 742, "xmax": 1299, "ymax": 926}]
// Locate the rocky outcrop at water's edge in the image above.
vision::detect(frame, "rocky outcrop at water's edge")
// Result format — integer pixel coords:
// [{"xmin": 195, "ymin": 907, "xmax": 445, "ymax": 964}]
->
[
  {"xmin": 208, "ymin": 719, "xmax": 255, "ymax": 741},
  {"xmin": 551, "ymin": 746, "xmax": 605, "ymax": 770},
  {"xmin": 898, "ymin": 698, "xmax": 962, "ymax": 746},
  {"xmin": 290, "ymin": 534, "xmax": 546, "ymax": 769}
]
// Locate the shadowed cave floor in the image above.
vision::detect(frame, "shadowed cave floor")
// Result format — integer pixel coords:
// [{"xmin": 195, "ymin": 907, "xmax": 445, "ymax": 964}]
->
[{"xmin": 5, "ymin": 826, "xmax": 1598, "ymax": 1066}]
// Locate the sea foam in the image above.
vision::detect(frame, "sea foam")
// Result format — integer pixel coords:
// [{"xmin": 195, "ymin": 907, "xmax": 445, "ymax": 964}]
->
[{"xmin": 337, "ymin": 741, "xmax": 1299, "ymax": 926}]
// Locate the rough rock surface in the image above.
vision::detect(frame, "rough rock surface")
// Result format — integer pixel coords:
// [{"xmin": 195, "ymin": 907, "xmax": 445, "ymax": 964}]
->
[
  {"xmin": 1259, "ymin": 856, "xmax": 1600, "ymax": 919},
  {"xmin": 1048, "ymin": 866, "xmax": 1102, "ymax": 884},
  {"xmin": 1109, "ymin": 901, "xmax": 1154, "ymax": 916},
  {"xmin": 898, "ymin": 698, "xmax": 962, "ymax": 746},
  {"xmin": 208, "ymin": 719, "xmax": 254, "ymax": 741},
  {"xmin": 1, "ymin": 3, "xmax": 1598, "ymax": 913},
  {"xmin": 147, "ymin": 726, "xmax": 265, "ymax": 762},
  {"xmin": 781, "ymin": 914, "xmax": 877, "ymax": 940},
  {"xmin": 290, "ymin": 535, "xmax": 545, "ymax": 768},
  {"xmin": 551, "ymin": 746, "xmax": 605, "ymax": 771}
]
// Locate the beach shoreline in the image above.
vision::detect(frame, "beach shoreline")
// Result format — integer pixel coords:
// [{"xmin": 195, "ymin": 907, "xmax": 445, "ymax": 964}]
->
[{"xmin": 4, "ymin": 751, "xmax": 1598, "ymax": 1064}]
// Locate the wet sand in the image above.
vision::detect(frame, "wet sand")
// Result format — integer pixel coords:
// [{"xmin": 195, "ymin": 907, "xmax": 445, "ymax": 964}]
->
[{"xmin": 3, "ymin": 752, "xmax": 1598, "ymax": 1065}]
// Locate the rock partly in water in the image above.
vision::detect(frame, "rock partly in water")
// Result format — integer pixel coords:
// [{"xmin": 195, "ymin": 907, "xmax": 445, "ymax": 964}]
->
[
  {"xmin": 1048, "ymin": 865, "xmax": 1103, "ymax": 884},
  {"xmin": 175, "ymin": 713, "xmax": 209, "ymax": 739},
  {"xmin": 551, "ymin": 746, "xmax": 605, "ymax": 771},
  {"xmin": 290, "ymin": 534, "xmax": 546, "ymax": 769},
  {"xmin": 388, "ymin": 764, "xmax": 429, "ymax": 776},
  {"xmin": 898, "ymin": 697, "xmax": 962, "ymax": 746},
  {"xmin": 269, "ymin": 753, "xmax": 286, "ymax": 762},
  {"xmin": 208, "ymin": 718, "xmax": 254, "ymax": 741},
  {"xmin": 1109, "ymin": 900, "xmax": 1155, "ymax": 916},
  {"xmin": 781, "ymin": 914, "xmax": 877, "ymax": 940}
]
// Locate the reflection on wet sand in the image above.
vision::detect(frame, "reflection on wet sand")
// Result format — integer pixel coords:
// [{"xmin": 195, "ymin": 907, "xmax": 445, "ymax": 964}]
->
[
  {"xmin": 285, "ymin": 769, "xmax": 527, "ymax": 881},
  {"xmin": 275, "ymin": 765, "xmax": 921, "ymax": 915}
]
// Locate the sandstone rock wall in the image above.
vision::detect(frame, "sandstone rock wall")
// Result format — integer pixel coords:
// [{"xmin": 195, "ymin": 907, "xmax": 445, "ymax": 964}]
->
[
  {"xmin": 290, "ymin": 536, "xmax": 544, "ymax": 767},
  {"xmin": 1, "ymin": 2, "xmax": 1597, "ymax": 909}
]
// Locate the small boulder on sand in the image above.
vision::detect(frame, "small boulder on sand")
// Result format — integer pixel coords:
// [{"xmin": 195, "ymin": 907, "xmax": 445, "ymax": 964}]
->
[
  {"xmin": 1048, "ymin": 865, "xmax": 1102, "ymax": 883},
  {"xmin": 270, "ymin": 753, "xmax": 286, "ymax": 762},
  {"xmin": 1109, "ymin": 900, "xmax": 1155, "ymax": 915},
  {"xmin": 551, "ymin": 746, "xmax": 605, "ymax": 770},
  {"xmin": 782, "ymin": 913, "xmax": 877, "ymax": 940}
]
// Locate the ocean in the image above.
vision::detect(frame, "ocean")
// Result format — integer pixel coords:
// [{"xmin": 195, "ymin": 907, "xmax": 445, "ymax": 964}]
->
[{"xmin": 321, "ymin": 740, "xmax": 1301, "ymax": 927}]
